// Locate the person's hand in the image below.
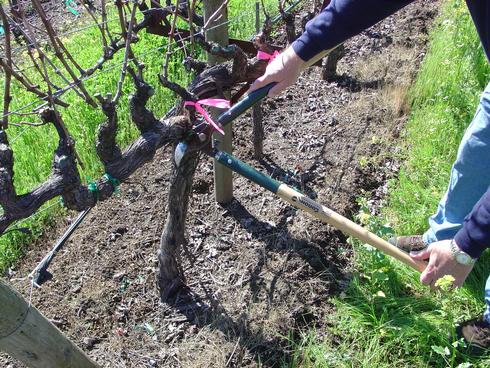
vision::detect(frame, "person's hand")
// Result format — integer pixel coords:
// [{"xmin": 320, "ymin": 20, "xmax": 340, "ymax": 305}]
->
[
  {"xmin": 410, "ymin": 239, "xmax": 474, "ymax": 288},
  {"xmin": 248, "ymin": 46, "xmax": 306, "ymax": 97}
]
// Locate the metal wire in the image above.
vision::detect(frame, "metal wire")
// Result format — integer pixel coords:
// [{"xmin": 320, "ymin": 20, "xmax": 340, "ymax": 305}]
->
[
  {"xmin": 60, "ymin": 16, "xmax": 119, "ymax": 38},
  {"xmin": 3, "ymin": 16, "xmax": 120, "ymax": 57},
  {"xmin": 9, "ymin": 126, "xmax": 31, "ymax": 144},
  {"xmin": 0, "ymin": 8, "xmax": 260, "ymax": 123},
  {"xmin": 2, "ymin": 99, "xmax": 48, "ymax": 124},
  {"xmin": 0, "ymin": 1, "xmax": 305, "ymax": 234},
  {"xmin": 2, "ymin": 199, "xmax": 61, "ymax": 235}
]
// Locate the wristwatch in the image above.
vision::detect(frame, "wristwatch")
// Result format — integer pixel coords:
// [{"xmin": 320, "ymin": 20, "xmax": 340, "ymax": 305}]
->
[{"xmin": 450, "ymin": 239, "xmax": 477, "ymax": 266}]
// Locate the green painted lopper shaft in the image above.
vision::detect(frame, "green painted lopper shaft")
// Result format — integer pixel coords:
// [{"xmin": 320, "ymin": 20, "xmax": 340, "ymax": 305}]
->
[
  {"xmin": 214, "ymin": 150, "xmax": 282, "ymax": 193},
  {"xmin": 217, "ymin": 83, "xmax": 276, "ymax": 127},
  {"xmin": 211, "ymin": 149, "xmax": 427, "ymax": 273}
]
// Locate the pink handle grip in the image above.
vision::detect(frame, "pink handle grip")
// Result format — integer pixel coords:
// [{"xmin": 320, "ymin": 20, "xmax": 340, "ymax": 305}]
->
[{"xmin": 257, "ymin": 50, "xmax": 280, "ymax": 63}]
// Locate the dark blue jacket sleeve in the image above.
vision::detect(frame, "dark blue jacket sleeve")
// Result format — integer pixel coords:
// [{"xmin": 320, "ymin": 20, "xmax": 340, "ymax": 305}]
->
[
  {"xmin": 292, "ymin": 0, "xmax": 414, "ymax": 61},
  {"xmin": 293, "ymin": 0, "xmax": 490, "ymax": 63},
  {"xmin": 455, "ymin": 188, "xmax": 490, "ymax": 259},
  {"xmin": 465, "ymin": 0, "xmax": 490, "ymax": 62}
]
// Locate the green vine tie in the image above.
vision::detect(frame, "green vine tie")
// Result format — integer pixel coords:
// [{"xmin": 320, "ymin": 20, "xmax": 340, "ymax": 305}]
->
[{"xmin": 103, "ymin": 173, "xmax": 121, "ymax": 194}]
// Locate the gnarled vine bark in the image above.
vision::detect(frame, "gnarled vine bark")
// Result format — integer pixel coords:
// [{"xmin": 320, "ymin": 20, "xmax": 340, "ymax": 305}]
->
[{"xmin": 0, "ymin": 0, "xmax": 294, "ymax": 302}]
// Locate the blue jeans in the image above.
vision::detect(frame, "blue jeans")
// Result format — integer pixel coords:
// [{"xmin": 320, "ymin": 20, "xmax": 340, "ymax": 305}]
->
[{"xmin": 422, "ymin": 82, "xmax": 490, "ymax": 321}]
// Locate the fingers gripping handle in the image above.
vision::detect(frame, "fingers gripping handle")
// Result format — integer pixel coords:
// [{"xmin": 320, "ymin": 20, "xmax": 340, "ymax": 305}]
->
[
  {"xmin": 276, "ymin": 185, "xmax": 428, "ymax": 273},
  {"xmin": 216, "ymin": 48, "xmax": 340, "ymax": 127},
  {"xmin": 217, "ymin": 83, "xmax": 277, "ymax": 127}
]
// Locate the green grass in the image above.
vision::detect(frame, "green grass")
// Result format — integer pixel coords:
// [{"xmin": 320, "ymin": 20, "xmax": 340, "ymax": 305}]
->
[
  {"xmin": 0, "ymin": 1, "xmax": 277, "ymax": 271},
  {"xmin": 288, "ymin": 1, "xmax": 490, "ymax": 367},
  {"xmin": 386, "ymin": 0, "xmax": 488, "ymax": 235}
]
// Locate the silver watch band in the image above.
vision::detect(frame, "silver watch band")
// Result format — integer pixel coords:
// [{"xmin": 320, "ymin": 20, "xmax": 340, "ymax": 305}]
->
[{"xmin": 450, "ymin": 239, "xmax": 476, "ymax": 265}]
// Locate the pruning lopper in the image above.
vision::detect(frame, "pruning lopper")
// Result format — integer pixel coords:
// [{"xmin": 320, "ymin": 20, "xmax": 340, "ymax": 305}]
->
[{"xmin": 175, "ymin": 83, "xmax": 426, "ymax": 273}]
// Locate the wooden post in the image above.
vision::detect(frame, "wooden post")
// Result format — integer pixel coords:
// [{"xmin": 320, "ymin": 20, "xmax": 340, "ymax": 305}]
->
[
  {"xmin": 0, "ymin": 278, "xmax": 100, "ymax": 368},
  {"xmin": 204, "ymin": 0, "xmax": 233, "ymax": 204}
]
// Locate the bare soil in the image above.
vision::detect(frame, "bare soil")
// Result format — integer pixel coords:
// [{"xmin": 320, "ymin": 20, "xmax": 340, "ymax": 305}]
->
[{"xmin": 2, "ymin": 1, "xmax": 438, "ymax": 367}]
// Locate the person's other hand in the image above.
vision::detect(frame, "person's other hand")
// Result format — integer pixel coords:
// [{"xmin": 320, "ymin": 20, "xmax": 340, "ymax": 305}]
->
[
  {"xmin": 410, "ymin": 239, "xmax": 474, "ymax": 288},
  {"xmin": 248, "ymin": 46, "xmax": 306, "ymax": 97}
]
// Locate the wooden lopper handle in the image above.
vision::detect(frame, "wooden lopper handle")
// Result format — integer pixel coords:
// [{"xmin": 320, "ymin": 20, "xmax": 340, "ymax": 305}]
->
[{"xmin": 277, "ymin": 185, "xmax": 427, "ymax": 272}]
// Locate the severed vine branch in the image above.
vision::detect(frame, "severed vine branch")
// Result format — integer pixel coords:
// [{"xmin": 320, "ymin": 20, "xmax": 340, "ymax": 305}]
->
[
  {"xmin": 278, "ymin": 0, "xmax": 296, "ymax": 43},
  {"xmin": 30, "ymin": 0, "xmax": 97, "ymax": 107},
  {"xmin": 0, "ymin": 5, "xmax": 13, "ymax": 129},
  {"xmin": 113, "ymin": 1, "xmax": 138, "ymax": 104}
]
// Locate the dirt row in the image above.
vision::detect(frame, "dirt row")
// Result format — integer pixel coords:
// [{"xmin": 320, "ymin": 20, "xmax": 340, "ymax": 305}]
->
[{"xmin": 2, "ymin": 1, "xmax": 438, "ymax": 367}]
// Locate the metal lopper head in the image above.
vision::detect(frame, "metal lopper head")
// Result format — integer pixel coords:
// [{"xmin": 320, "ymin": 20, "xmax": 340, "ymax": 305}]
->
[{"xmin": 174, "ymin": 83, "xmax": 276, "ymax": 167}]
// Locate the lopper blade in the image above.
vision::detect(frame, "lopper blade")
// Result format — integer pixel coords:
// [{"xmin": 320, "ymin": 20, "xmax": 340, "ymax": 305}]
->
[{"xmin": 174, "ymin": 142, "xmax": 188, "ymax": 167}]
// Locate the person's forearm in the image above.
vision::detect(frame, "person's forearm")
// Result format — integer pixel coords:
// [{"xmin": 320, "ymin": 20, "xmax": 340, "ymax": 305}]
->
[
  {"xmin": 455, "ymin": 188, "xmax": 490, "ymax": 258},
  {"xmin": 292, "ymin": 0, "xmax": 415, "ymax": 62},
  {"xmin": 249, "ymin": 0, "xmax": 416, "ymax": 97}
]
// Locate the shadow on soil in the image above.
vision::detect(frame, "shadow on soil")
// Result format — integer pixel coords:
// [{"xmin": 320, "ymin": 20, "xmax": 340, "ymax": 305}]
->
[
  {"xmin": 163, "ymin": 197, "xmax": 350, "ymax": 367},
  {"xmin": 332, "ymin": 74, "xmax": 385, "ymax": 92},
  {"xmin": 166, "ymin": 286, "xmax": 291, "ymax": 367}
]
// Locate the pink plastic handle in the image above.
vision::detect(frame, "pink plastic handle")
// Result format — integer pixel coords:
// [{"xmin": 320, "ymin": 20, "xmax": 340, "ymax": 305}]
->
[
  {"xmin": 184, "ymin": 98, "xmax": 230, "ymax": 135},
  {"xmin": 257, "ymin": 50, "xmax": 280, "ymax": 63}
]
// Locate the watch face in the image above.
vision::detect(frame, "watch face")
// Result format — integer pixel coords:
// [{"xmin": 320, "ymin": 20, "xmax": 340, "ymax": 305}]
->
[{"xmin": 456, "ymin": 253, "xmax": 472, "ymax": 265}]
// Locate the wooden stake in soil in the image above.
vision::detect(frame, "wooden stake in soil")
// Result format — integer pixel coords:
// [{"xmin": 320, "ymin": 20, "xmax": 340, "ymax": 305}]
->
[
  {"xmin": 0, "ymin": 278, "xmax": 100, "ymax": 368},
  {"xmin": 204, "ymin": 0, "xmax": 233, "ymax": 204}
]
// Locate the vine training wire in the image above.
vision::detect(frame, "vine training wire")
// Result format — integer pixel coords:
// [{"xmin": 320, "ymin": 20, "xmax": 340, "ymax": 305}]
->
[
  {"xmin": 2, "ymin": 199, "xmax": 61, "ymax": 236},
  {"xmin": 2, "ymin": 16, "xmax": 120, "ymax": 57},
  {"xmin": 0, "ymin": 5, "xmax": 264, "ymax": 125},
  {"xmin": 2, "ymin": 4, "xmax": 274, "ymax": 181}
]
